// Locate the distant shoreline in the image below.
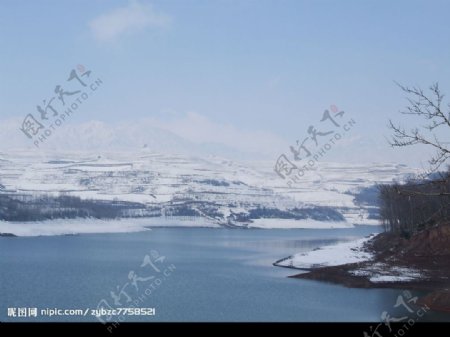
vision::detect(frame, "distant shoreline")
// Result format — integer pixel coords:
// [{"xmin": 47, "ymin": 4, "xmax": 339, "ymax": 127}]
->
[{"xmin": 0, "ymin": 217, "xmax": 379, "ymax": 237}]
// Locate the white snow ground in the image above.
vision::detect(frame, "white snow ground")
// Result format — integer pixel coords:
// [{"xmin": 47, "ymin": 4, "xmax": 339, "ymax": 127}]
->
[
  {"xmin": 275, "ymin": 235, "xmax": 427, "ymax": 283},
  {"xmin": 0, "ymin": 150, "xmax": 419, "ymax": 234},
  {"xmin": 349, "ymin": 263, "xmax": 426, "ymax": 283},
  {"xmin": 275, "ymin": 235, "xmax": 375, "ymax": 269},
  {"xmin": 0, "ymin": 217, "xmax": 220, "ymax": 237}
]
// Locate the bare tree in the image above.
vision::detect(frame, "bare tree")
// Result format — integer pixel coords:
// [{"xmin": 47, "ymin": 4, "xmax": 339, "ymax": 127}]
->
[
  {"xmin": 378, "ymin": 173, "xmax": 450, "ymax": 235},
  {"xmin": 389, "ymin": 82, "xmax": 450, "ymax": 174},
  {"xmin": 381, "ymin": 85, "xmax": 450, "ymax": 234}
]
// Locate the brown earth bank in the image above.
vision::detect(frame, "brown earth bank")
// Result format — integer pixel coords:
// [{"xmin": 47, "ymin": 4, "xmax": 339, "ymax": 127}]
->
[{"xmin": 291, "ymin": 223, "xmax": 450, "ymax": 313}]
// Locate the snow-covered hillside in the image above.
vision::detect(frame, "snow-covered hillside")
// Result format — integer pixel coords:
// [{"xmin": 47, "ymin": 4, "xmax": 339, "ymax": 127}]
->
[{"xmin": 0, "ymin": 149, "xmax": 417, "ymax": 231}]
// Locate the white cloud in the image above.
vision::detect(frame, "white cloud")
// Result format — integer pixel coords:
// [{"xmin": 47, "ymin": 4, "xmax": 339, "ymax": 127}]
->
[{"xmin": 89, "ymin": 1, "xmax": 171, "ymax": 42}]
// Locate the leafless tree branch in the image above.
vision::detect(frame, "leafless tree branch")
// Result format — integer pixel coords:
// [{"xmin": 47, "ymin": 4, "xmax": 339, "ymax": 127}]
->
[{"xmin": 389, "ymin": 82, "xmax": 450, "ymax": 174}]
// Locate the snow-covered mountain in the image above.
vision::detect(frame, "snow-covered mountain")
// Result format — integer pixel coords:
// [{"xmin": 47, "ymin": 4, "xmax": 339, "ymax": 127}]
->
[
  {"xmin": 0, "ymin": 149, "xmax": 418, "ymax": 228},
  {"xmin": 0, "ymin": 118, "xmax": 269, "ymax": 160}
]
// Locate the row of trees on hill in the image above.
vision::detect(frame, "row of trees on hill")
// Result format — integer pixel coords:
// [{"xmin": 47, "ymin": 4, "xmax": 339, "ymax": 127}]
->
[
  {"xmin": 379, "ymin": 83, "xmax": 450, "ymax": 236},
  {"xmin": 0, "ymin": 194, "xmax": 146, "ymax": 221},
  {"xmin": 378, "ymin": 172, "xmax": 450, "ymax": 236}
]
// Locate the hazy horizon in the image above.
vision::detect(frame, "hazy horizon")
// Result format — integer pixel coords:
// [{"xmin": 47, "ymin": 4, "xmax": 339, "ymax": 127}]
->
[{"xmin": 2, "ymin": 0, "xmax": 450, "ymax": 169}]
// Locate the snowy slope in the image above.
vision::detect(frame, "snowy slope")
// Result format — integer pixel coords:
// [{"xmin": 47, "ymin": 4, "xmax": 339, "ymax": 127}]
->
[{"xmin": 0, "ymin": 149, "xmax": 417, "ymax": 230}]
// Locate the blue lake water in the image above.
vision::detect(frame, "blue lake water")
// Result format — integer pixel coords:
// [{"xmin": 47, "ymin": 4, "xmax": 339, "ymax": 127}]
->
[{"xmin": 0, "ymin": 225, "xmax": 448, "ymax": 322}]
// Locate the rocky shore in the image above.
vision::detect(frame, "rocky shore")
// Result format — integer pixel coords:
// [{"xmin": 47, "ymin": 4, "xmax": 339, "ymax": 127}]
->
[{"xmin": 288, "ymin": 224, "xmax": 450, "ymax": 313}]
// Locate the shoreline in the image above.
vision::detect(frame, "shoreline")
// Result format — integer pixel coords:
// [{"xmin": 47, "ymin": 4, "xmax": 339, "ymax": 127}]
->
[{"xmin": 277, "ymin": 226, "xmax": 450, "ymax": 314}]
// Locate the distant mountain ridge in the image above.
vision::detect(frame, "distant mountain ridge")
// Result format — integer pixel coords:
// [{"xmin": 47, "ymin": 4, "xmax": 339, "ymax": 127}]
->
[{"xmin": 0, "ymin": 118, "xmax": 269, "ymax": 160}]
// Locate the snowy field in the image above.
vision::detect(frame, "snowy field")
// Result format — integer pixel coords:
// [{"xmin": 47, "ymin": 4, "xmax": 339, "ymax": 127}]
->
[{"xmin": 0, "ymin": 150, "xmax": 417, "ymax": 231}]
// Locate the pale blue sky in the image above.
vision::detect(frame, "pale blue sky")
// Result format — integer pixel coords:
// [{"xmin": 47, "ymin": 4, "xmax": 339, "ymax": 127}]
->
[{"xmin": 1, "ymin": 0, "xmax": 450, "ymax": 164}]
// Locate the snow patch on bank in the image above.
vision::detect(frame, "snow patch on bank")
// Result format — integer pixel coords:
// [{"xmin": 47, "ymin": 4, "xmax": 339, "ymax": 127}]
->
[
  {"xmin": 349, "ymin": 263, "xmax": 425, "ymax": 283},
  {"xmin": 0, "ymin": 217, "xmax": 220, "ymax": 237},
  {"xmin": 275, "ymin": 235, "xmax": 375, "ymax": 269},
  {"xmin": 249, "ymin": 218, "xmax": 352, "ymax": 229}
]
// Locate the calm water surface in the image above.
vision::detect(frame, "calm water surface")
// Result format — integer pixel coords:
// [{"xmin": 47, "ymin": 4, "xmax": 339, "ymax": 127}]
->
[{"xmin": 0, "ymin": 225, "xmax": 448, "ymax": 322}]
